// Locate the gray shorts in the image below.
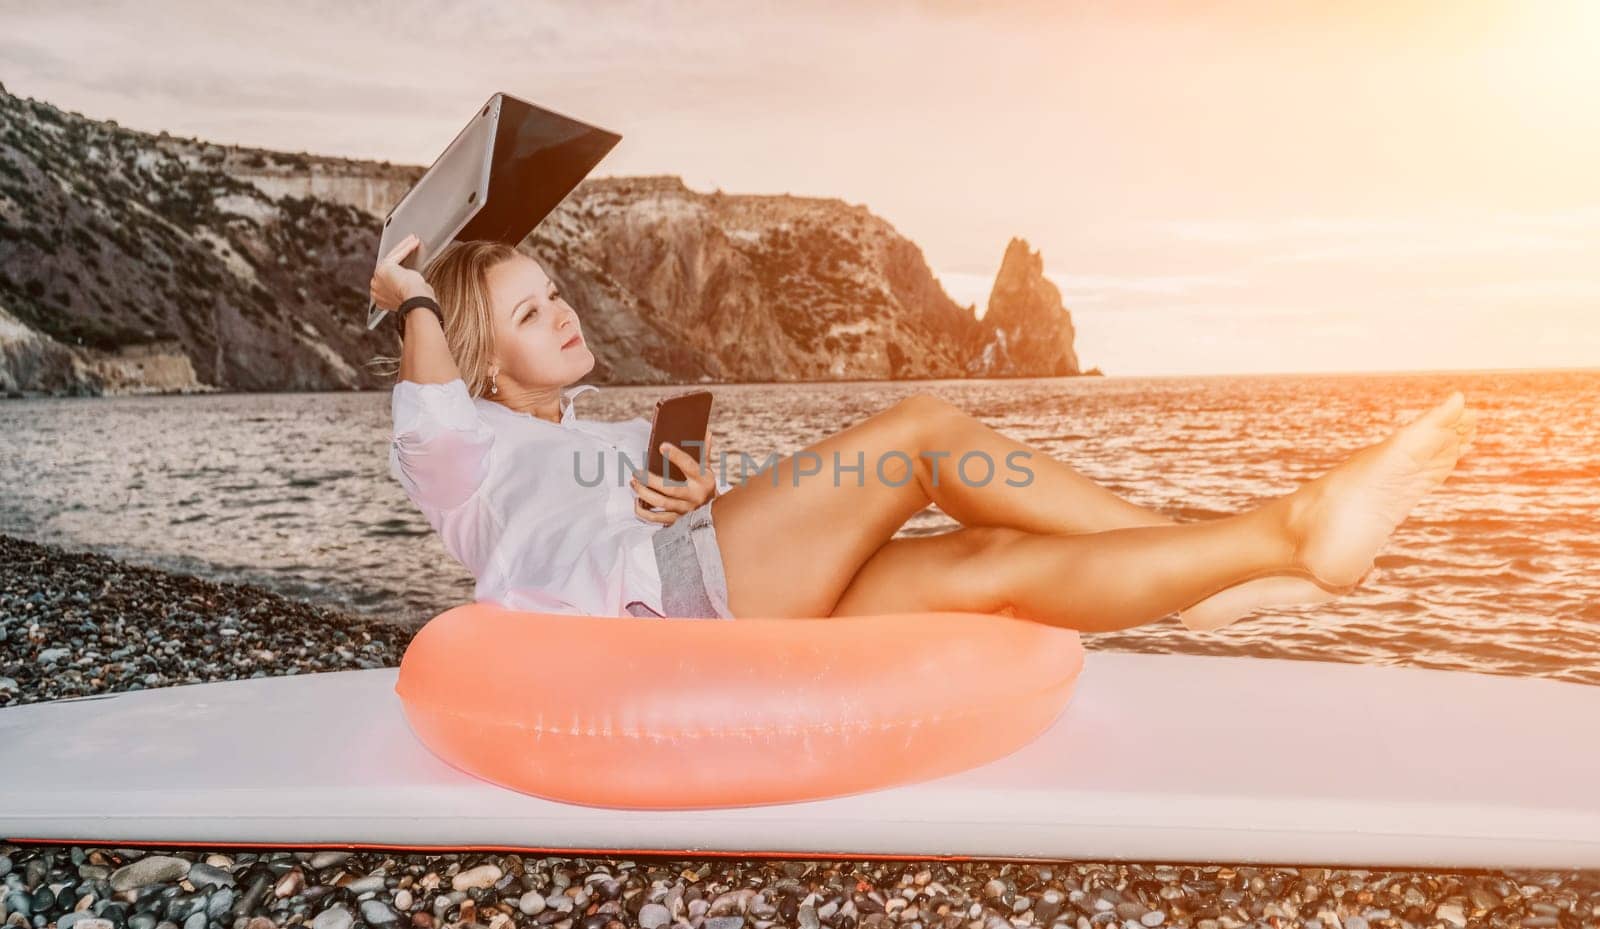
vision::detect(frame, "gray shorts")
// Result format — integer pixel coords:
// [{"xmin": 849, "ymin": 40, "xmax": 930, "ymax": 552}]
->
[{"xmin": 624, "ymin": 498, "xmax": 734, "ymax": 620}]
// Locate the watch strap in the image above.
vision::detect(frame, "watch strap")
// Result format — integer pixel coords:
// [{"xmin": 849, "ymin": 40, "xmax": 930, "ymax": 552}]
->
[{"xmin": 394, "ymin": 295, "xmax": 444, "ymax": 338}]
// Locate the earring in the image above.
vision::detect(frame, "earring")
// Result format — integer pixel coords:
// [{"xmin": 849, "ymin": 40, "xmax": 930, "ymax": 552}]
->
[{"xmin": 489, "ymin": 373, "xmax": 499, "ymax": 396}]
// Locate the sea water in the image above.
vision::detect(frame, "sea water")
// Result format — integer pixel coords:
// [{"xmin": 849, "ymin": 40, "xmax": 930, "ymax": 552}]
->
[{"xmin": 2, "ymin": 368, "xmax": 1596, "ymax": 684}]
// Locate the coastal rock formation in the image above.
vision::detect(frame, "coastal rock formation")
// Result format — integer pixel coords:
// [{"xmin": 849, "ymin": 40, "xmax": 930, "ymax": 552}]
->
[
  {"xmin": 969, "ymin": 238, "xmax": 1081, "ymax": 377},
  {"xmin": 0, "ymin": 86, "xmax": 1090, "ymax": 395},
  {"xmin": 0, "ymin": 89, "xmax": 386, "ymax": 394},
  {"xmin": 557, "ymin": 177, "xmax": 984, "ymax": 381}
]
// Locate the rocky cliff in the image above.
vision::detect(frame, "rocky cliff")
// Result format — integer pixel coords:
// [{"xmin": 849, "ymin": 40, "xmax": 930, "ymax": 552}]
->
[
  {"xmin": 0, "ymin": 86, "xmax": 1089, "ymax": 395},
  {"xmin": 973, "ymin": 237, "xmax": 1082, "ymax": 377}
]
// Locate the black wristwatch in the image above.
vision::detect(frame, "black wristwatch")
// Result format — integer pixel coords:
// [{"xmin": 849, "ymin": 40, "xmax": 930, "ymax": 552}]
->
[{"xmin": 394, "ymin": 295, "xmax": 444, "ymax": 338}]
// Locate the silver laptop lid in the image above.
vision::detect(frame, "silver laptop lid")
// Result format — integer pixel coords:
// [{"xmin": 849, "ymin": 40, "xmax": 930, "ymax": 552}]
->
[{"xmin": 366, "ymin": 93, "xmax": 622, "ymax": 330}]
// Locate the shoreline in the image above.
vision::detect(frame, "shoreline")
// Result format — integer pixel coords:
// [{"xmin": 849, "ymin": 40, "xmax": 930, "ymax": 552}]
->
[
  {"xmin": 10, "ymin": 366, "xmax": 1600, "ymax": 402},
  {"xmin": 2, "ymin": 532, "xmax": 1597, "ymax": 929}
]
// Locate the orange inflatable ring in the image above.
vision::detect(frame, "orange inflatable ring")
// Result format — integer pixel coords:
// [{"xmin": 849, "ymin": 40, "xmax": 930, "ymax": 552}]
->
[{"xmin": 394, "ymin": 602, "xmax": 1085, "ymax": 809}]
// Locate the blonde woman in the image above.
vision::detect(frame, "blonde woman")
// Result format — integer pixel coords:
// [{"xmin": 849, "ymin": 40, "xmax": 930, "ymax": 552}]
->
[{"xmin": 370, "ymin": 235, "xmax": 1476, "ymax": 632}]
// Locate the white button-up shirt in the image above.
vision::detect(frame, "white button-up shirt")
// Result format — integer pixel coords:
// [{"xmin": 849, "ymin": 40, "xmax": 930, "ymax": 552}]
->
[{"xmin": 388, "ymin": 378, "xmax": 731, "ymax": 617}]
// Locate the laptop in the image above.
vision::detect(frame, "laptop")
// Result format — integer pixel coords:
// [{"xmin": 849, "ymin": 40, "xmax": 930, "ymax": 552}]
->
[{"xmin": 365, "ymin": 92, "xmax": 623, "ymax": 330}]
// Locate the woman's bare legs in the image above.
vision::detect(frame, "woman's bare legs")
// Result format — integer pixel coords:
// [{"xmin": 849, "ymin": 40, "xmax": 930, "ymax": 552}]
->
[
  {"xmin": 719, "ymin": 445, "xmax": 1305, "ymax": 629},
  {"xmin": 823, "ymin": 505, "xmax": 1304, "ymax": 632},
  {"xmin": 826, "ymin": 519, "xmax": 1345, "ymax": 630},
  {"xmin": 712, "ymin": 392, "xmax": 1027, "ymax": 619},
  {"xmin": 712, "ymin": 390, "xmax": 1208, "ymax": 619},
  {"xmin": 711, "ymin": 390, "xmax": 1470, "ymax": 623},
  {"xmin": 842, "ymin": 393, "xmax": 1385, "ymax": 628},
  {"xmin": 890, "ymin": 391, "xmax": 1474, "ymax": 631},
  {"xmin": 830, "ymin": 392, "xmax": 1476, "ymax": 627}
]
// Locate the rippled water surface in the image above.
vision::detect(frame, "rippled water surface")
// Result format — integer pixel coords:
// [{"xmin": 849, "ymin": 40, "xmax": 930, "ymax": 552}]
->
[{"xmin": 3, "ymin": 370, "xmax": 1597, "ymax": 684}]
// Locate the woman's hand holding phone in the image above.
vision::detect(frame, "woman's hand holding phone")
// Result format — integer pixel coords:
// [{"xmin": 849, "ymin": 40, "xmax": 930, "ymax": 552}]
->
[{"xmin": 631, "ymin": 435, "xmax": 720, "ymax": 526}]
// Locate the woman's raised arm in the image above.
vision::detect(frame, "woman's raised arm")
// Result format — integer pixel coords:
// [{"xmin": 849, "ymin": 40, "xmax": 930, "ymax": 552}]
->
[
  {"xmin": 373, "ymin": 235, "xmax": 494, "ymax": 512},
  {"xmin": 370, "ymin": 233, "xmax": 461, "ymax": 386}
]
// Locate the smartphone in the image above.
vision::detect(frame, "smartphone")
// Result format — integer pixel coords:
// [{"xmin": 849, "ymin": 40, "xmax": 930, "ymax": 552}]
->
[{"xmin": 646, "ymin": 390, "xmax": 714, "ymax": 486}]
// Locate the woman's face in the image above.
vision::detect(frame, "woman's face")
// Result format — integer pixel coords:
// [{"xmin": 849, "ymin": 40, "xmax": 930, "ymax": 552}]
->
[{"xmin": 484, "ymin": 253, "xmax": 594, "ymax": 392}]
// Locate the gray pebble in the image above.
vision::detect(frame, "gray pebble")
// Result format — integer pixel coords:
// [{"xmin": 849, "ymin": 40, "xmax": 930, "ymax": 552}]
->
[
  {"xmin": 206, "ymin": 889, "xmax": 235, "ymax": 922},
  {"xmin": 309, "ymin": 852, "xmax": 352, "ymax": 871},
  {"xmin": 312, "ymin": 905, "xmax": 353, "ymax": 929},
  {"xmin": 518, "ymin": 891, "xmax": 546, "ymax": 916},
  {"xmin": 187, "ymin": 863, "xmax": 234, "ymax": 890},
  {"xmin": 638, "ymin": 904, "xmax": 670, "ymax": 929},
  {"xmin": 345, "ymin": 875, "xmax": 386, "ymax": 896},
  {"xmin": 110, "ymin": 856, "xmax": 190, "ymax": 892},
  {"xmin": 360, "ymin": 900, "xmax": 400, "ymax": 926}
]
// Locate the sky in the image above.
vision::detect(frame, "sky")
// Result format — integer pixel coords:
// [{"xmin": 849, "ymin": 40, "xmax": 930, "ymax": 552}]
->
[{"xmin": 2, "ymin": 0, "xmax": 1598, "ymax": 375}]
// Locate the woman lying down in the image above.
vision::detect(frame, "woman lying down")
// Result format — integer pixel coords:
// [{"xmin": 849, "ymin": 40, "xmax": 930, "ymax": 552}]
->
[{"xmin": 368, "ymin": 234, "xmax": 1477, "ymax": 633}]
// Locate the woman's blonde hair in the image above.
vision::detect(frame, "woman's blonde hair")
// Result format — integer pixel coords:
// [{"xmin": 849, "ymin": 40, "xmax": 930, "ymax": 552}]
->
[{"xmin": 364, "ymin": 240, "xmax": 522, "ymax": 397}]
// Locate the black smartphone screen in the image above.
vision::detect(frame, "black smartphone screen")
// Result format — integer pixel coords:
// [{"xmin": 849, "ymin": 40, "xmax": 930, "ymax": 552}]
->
[{"xmin": 646, "ymin": 390, "xmax": 714, "ymax": 484}]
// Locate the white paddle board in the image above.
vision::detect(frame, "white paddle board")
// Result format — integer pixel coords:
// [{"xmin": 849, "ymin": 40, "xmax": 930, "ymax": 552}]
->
[{"xmin": 2, "ymin": 652, "xmax": 1596, "ymax": 868}]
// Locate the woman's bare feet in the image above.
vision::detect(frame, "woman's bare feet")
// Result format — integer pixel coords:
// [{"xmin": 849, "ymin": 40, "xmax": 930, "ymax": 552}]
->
[
  {"xmin": 1179, "ymin": 392, "xmax": 1476, "ymax": 632},
  {"xmin": 1288, "ymin": 391, "xmax": 1474, "ymax": 587},
  {"xmin": 1179, "ymin": 573, "xmax": 1347, "ymax": 632}
]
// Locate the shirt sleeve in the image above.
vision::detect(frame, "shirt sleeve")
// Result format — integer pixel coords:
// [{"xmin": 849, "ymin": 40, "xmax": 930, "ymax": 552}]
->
[{"xmin": 390, "ymin": 378, "xmax": 495, "ymax": 511}]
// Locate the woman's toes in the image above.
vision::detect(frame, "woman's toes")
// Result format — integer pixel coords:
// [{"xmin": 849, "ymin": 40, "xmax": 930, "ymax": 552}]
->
[
  {"xmin": 1391, "ymin": 397, "xmax": 1467, "ymax": 464},
  {"xmin": 1426, "ymin": 391, "xmax": 1466, "ymax": 426}
]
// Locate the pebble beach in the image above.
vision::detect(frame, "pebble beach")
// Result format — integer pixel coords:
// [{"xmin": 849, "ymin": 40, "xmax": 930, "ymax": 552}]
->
[{"xmin": 3, "ymin": 533, "xmax": 1599, "ymax": 929}]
